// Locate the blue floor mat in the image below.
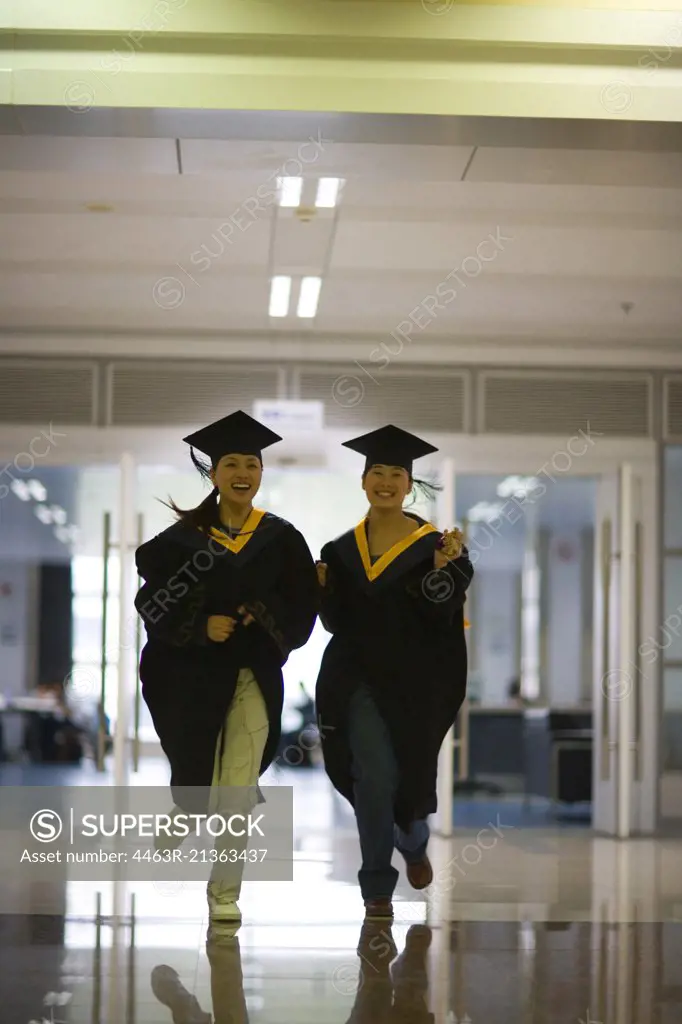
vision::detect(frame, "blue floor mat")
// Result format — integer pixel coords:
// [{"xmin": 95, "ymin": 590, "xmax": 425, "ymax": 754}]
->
[{"xmin": 453, "ymin": 797, "xmax": 591, "ymax": 829}]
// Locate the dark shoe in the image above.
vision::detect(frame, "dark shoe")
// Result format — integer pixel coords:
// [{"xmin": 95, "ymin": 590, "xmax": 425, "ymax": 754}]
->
[
  {"xmin": 150, "ymin": 965, "xmax": 212, "ymax": 1024},
  {"xmin": 406, "ymin": 854, "xmax": 433, "ymax": 890},
  {"xmin": 364, "ymin": 898, "xmax": 394, "ymax": 920}
]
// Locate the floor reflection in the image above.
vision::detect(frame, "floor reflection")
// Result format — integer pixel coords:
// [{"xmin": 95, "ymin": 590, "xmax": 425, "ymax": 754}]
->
[
  {"xmin": 149, "ymin": 922, "xmax": 435, "ymax": 1024},
  {"xmin": 346, "ymin": 922, "xmax": 433, "ymax": 1024},
  {"xmin": 4, "ymin": 911, "xmax": 682, "ymax": 1022},
  {"xmin": 1, "ymin": 768, "xmax": 682, "ymax": 1020}
]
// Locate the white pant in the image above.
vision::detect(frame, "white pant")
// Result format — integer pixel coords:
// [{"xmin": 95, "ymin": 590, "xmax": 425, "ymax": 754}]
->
[{"xmin": 208, "ymin": 669, "xmax": 269, "ymax": 900}]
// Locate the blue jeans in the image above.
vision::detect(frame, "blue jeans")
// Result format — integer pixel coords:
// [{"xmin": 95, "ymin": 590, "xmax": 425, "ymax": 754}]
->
[{"xmin": 347, "ymin": 685, "xmax": 430, "ymax": 900}]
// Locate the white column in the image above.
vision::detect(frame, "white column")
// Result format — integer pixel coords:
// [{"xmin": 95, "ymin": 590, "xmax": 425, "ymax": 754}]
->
[
  {"xmin": 436, "ymin": 457, "xmax": 455, "ymax": 837},
  {"xmin": 113, "ymin": 451, "xmax": 136, "ymax": 788},
  {"xmin": 520, "ymin": 506, "xmax": 541, "ymax": 701},
  {"xmin": 617, "ymin": 464, "xmax": 634, "ymax": 839}
]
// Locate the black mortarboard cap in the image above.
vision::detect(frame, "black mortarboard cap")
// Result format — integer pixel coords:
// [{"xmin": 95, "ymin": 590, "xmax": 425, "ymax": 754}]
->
[
  {"xmin": 182, "ymin": 410, "xmax": 282, "ymax": 464},
  {"xmin": 342, "ymin": 424, "xmax": 438, "ymax": 475}
]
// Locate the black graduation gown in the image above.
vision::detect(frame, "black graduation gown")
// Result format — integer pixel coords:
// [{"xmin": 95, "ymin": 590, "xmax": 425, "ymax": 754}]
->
[
  {"xmin": 134, "ymin": 510, "xmax": 318, "ymax": 812},
  {"xmin": 315, "ymin": 514, "xmax": 473, "ymax": 831}
]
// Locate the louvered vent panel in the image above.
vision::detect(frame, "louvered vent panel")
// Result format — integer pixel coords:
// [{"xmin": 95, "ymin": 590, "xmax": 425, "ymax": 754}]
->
[
  {"xmin": 0, "ymin": 360, "xmax": 95, "ymax": 424},
  {"xmin": 664, "ymin": 377, "xmax": 682, "ymax": 440},
  {"xmin": 298, "ymin": 368, "xmax": 467, "ymax": 432},
  {"xmin": 109, "ymin": 363, "xmax": 280, "ymax": 425},
  {"xmin": 481, "ymin": 373, "xmax": 652, "ymax": 437}
]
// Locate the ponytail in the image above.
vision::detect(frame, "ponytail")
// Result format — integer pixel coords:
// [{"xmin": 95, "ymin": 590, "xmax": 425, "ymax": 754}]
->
[
  {"xmin": 406, "ymin": 476, "xmax": 443, "ymax": 506},
  {"xmin": 160, "ymin": 446, "xmax": 219, "ymax": 530},
  {"xmin": 161, "ymin": 486, "xmax": 219, "ymax": 533}
]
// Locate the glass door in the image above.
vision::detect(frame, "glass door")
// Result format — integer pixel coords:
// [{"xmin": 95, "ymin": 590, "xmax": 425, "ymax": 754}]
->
[
  {"xmin": 660, "ymin": 446, "xmax": 682, "ymax": 827},
  {"xmin": 592, "ymin": 465, "xmax": 655, "ymax": 836},
  {"xmin": 69, "ymin": 465, "xmax": 123, "ymax": 770}
]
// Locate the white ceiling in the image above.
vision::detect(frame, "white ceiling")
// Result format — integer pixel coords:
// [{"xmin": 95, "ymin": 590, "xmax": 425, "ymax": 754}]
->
[{"xmin": 0, "ymin": 133, "xmax": 681, "ymax": 349}]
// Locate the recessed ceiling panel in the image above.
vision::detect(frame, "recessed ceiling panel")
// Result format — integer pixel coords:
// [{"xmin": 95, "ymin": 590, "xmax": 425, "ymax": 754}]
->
[{"xmin": 0, "ymin": 136, "xmax": 178, "ymax": 174}]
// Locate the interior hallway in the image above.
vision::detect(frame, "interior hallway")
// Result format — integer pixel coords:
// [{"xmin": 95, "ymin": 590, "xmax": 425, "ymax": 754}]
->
[{"xmin": 0, "ymin": 764, "xmax": 680, "ymax": 1023}]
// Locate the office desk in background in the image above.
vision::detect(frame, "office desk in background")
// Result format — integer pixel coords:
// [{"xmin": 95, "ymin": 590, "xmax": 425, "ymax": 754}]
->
[{"xmin": 458, "ymin": 704, "xmax": 593, "ymax": 802}]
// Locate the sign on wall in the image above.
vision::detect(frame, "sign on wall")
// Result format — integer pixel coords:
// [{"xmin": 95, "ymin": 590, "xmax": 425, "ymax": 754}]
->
[{"xmin": 253, "ymin": 400, "xmax": 324, "ymax": 435}]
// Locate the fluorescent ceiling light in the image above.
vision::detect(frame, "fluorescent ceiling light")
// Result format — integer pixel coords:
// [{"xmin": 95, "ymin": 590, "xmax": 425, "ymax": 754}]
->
[
  {"xmin": 497, "ymin": 476, "xmax": 539, "ymax": 500},
  {"xmin": 54, "ymin": 524, "xmax": 79, "ymax": 545},
  {"xmin": 51, "ymin": 505, "xmax": 67, "ymax": 525},
  {"xmin": 297, "ymin": 276, "xmax": 321, "ymax": 318},
  {"xmin": 277, "ymin": 177, "xmax": 303, "ymax": 208},
  {"xmin": 269, "ymin": 275, "xmax": 292, "ymax": 317},
  {"xmin": 27, "ymin": 479, "xmax": 47, "ymax": 502},
  {"xmin": 315, "ymin": 177, "xmax": 342, "ymax": 208},
  {"xmin": 35, "ymin": 504, "xmax": 53, "ymax": 524},
  {"xmin": 10, "ymin": 479, "xmax": 31, "ymax": 501},
  {"xmin": 467, "ymin": 501, "xmax": 505, "ymax": 524}
]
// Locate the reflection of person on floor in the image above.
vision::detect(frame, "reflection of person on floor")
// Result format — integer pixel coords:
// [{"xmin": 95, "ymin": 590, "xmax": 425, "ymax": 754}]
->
[
  {"xmin": 206, "ymin": 933, "xmax": 249, "ymax": 1024},
  {"xmin": 135, "ymin": 411, "xmax": 318, "ymax": 926},
  {"xmin": 151, "ymin": 932, "xmax": 248, "ymax": 1024},
  {"xmin": 347, "ymin": 922, "xmax": 435, "ymax": 1024},
  {"xmin": 151, "ymin": 965, "xmax": 212, "ymax": 1024},
  {"xmin": 151, "ymin": 927, "xmax": 432, "ymax": 1024},
  {"xmin": 316, "ymin": 426, "xmax": 473, "ymax": 920}
]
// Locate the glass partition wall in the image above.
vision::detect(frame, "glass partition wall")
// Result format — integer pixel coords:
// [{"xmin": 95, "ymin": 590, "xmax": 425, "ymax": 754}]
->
[{"xmin": 661, "ymin": 446, "xmax": 682, "ymax": 822}]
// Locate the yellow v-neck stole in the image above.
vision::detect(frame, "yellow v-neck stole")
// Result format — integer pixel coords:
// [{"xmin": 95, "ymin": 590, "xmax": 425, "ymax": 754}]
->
[
  {"xmin": 354, "ymin": 518, "xmax": 438, "ymax": 581},
  {"xmin": 208, "ymin": 507, "xmax": 266, "ymax": 554}
]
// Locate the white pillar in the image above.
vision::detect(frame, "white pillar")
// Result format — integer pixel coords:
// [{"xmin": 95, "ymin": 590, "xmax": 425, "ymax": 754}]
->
[
  {"xmin": 617, "ymin": 464, "xmax": 633, "ymax": 839},
  {"xmin": 114, "ymin": 451, "xmax": 135, "ymax": 788},
  {"xmin": 436, "ymin": 457, "xmax": 455, "ymax": 837},
  {"xmin": 520, "ymin": 506, "xmax": 541, "ymax": 701}
]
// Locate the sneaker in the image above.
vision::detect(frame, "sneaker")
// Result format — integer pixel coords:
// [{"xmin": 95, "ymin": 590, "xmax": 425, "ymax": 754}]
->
[
  {"xmin": 207, "ymin": 881, "xmax": 242, "ymax": 925},
  {"xmin": 363, "ymin": 898, "xmax": 394, "ymax": 920},
  {"xmin": 150, "ymin": 965, "xmax": 212, "ymax": 1024},
  {"xmin": 406, "ymin": 854, "xmax": 433, "ymax": 890}
]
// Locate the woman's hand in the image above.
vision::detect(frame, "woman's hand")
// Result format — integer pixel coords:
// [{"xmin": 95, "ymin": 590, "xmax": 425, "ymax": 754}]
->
[
  {"xmin": 207, "ymin": 615, "xmax": 237, "ymax": 642},
  {"xmin": 237, "ymin": 605, "xmax": 256, "ymax": 626},
  {"xmin": 316, "ymin": 562, "xmax": 328, "ymax": 587},
  {"xmin": 434, "ymin": 528, "xmax": 464, "ymax": 569}
]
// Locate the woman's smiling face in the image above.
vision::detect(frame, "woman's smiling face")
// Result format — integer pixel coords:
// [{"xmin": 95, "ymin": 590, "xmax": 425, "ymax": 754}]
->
[
  {"xmin": 211, "ymin": 453, "xmax": 263, "ymax": 506},
  {"xmin": 363, "ymin": 464, "xmax": 412, "ymax": 509}
]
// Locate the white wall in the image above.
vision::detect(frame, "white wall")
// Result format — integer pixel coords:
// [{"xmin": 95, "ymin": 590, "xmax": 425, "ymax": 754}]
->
[
  {"xmin": 546, "ymin": 531, "xmax": 584, "ymax": 706},
  {"xmin": 475, "ymin": 570, "xmax": 518, "ymax": 704},
  {"xmin": 473, "ymin": 532, "xmax": 589, "ymax": 708}
]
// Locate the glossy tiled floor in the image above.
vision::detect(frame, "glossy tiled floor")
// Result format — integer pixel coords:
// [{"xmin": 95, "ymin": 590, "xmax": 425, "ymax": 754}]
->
[{"xmin": 1, "ymin": 764, "xmax": 681, "ymax": 1022}]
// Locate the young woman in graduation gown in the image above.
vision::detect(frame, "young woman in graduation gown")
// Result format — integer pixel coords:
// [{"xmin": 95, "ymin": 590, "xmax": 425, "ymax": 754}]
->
[
  {"xmin": 134, "ymin": 410, "xmax": 318, "ymax": 924},
  {"xmin": 315, "ymin": 425, "xmax": 473, "ymax": 920}
]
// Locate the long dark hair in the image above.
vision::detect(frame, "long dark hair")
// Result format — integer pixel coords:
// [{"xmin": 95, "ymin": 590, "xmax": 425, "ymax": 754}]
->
[
  {"xmin": 162, "ymin": 448, "xmax": 222, "ymax": 533},
  {"xmin": 407, "ymin": 476, "xmax": 442, "ymax": 507}
]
